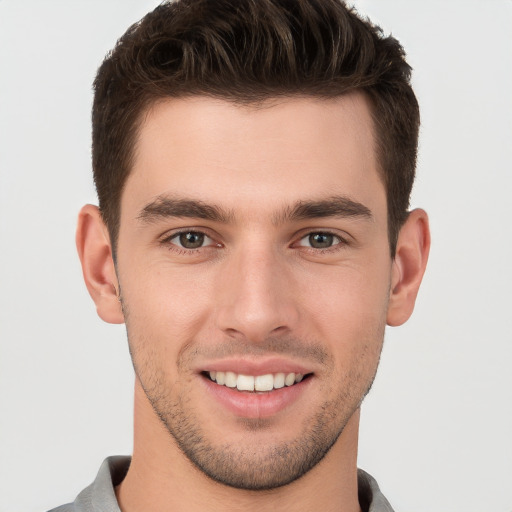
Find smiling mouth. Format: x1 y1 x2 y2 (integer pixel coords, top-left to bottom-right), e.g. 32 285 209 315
204 371 311 392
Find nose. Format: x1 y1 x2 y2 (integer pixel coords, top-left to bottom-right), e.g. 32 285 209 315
215 245 300 343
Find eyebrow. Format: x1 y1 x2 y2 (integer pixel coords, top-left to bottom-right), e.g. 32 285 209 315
137 194 373 225
279 195 373 223
138 196 233 224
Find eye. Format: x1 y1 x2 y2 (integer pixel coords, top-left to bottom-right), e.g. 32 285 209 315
168 231 214 249
297 232 343 249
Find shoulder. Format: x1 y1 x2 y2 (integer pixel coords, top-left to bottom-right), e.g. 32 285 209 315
46 456 131 512
358 468 395 512
47 505 74 512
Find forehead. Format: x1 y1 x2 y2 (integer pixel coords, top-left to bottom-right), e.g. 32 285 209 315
123 94 385 222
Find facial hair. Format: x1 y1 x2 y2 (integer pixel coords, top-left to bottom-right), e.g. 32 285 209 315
125 323 384 491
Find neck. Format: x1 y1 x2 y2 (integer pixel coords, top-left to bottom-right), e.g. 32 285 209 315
116 379 362 512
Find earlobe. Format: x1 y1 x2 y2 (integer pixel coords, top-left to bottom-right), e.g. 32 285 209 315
76 204 125 324
387 208 430 327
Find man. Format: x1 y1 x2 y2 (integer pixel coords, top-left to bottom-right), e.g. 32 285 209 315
51 0 429 510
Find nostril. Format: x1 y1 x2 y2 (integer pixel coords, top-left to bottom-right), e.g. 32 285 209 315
224 327 241 339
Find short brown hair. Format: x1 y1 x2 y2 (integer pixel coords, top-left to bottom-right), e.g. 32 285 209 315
93 0 419 255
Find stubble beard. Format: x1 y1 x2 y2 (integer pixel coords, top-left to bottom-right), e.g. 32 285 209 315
149 383 351 490
130 339 383 491
121 286 385 491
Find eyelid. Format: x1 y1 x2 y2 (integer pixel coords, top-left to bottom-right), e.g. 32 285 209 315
173 232 213 248
158 227 351 251
291 229 353 254
159 228 221 249
297 232 343 246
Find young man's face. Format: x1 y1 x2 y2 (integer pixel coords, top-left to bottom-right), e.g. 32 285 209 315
115 94 393 489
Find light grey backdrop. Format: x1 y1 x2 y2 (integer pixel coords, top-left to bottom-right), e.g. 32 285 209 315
0 1 511 511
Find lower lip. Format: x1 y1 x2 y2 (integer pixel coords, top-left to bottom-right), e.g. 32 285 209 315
201 375 312 419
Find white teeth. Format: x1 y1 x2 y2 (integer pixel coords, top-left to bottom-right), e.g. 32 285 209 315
207 371 307 391
284 373 295 386
255 374 274 392
273 373 285 389
237 374 255 391
225 371 237 388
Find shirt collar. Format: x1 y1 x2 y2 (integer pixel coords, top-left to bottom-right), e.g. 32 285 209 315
72 456 394 512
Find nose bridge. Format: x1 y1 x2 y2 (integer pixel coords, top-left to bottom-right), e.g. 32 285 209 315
216 240 298 342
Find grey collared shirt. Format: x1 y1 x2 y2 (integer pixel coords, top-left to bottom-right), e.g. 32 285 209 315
48 456 394 512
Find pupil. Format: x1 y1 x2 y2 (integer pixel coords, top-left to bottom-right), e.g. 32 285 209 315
180 232 204 248
309 233 333 248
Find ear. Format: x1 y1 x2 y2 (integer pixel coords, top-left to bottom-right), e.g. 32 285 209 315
76 204 125 324
387 208 430 326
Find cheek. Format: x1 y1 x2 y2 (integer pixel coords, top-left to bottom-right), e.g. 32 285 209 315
301 261 390 364
119 263 215 361
304 259 390 322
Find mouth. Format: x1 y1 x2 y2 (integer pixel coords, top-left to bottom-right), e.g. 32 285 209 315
203 370 312 392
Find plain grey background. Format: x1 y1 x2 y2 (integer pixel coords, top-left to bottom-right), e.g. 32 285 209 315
0 1 511 511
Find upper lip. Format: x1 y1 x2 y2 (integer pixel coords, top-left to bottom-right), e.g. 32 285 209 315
194 357 314 376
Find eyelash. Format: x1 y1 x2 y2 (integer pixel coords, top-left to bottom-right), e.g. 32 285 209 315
160 230 219 254
159 230 350 255
295 231 349 254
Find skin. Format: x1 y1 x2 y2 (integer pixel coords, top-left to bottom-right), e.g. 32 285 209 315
77 93 430 512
